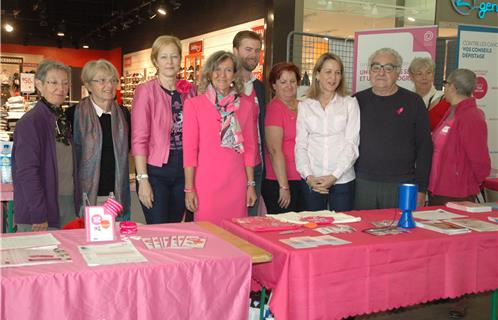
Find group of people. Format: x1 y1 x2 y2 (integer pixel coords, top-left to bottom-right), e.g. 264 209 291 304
12 30 491 232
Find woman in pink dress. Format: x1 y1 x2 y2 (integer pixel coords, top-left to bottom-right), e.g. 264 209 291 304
183 51 258 225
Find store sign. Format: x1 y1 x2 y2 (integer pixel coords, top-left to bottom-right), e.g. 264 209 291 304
1 56 23 65
451 0 498 19
189 41 203 54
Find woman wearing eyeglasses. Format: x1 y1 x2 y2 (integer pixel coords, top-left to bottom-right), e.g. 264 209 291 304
132 35 197 224
13 60 78 231
67 59 131 220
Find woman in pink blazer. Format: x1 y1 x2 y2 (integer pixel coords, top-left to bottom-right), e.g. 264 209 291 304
131 35 196 224
183 51 258 225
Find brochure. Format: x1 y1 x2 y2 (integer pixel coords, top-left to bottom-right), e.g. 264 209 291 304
279 235 350 249
78 241 147 266
363 227 410 236
0 233 60 250
448 219 498 232
315 225 356 234
142 235 207 249
1 246 71 268
415 220 470 235
446 201 492 213
412 209 467 221
268 210 361 225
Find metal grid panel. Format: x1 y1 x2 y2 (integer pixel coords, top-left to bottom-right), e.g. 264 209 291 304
287 31 458 94
287 32 354 91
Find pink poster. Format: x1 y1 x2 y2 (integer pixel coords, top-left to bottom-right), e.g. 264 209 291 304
353 26 438 93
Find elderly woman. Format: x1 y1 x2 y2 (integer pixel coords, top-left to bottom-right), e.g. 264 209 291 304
428 69 490 205
132 35 196 224
183 51 258 225
409 57 450 131
67 59 131 220
262 62 307 214
12 60 77 231
295 53 360 211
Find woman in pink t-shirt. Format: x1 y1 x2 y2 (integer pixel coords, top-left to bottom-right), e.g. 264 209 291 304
262 62 307 214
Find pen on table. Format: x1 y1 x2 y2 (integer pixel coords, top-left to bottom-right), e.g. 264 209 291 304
279 229 304 235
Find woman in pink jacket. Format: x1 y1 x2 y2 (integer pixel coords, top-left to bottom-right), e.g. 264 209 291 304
131 35 196 224
183 51 258 225
428 68 490 206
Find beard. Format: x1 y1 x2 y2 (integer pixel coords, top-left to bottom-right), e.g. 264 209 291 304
240 57 259 72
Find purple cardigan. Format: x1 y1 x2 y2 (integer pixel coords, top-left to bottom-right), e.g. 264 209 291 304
12 101 78 228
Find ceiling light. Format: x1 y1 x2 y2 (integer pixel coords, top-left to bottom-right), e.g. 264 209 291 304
157 1 167 15
82 44 89 49
407 16 416 22
4 23 14 32
56 20 66 37
326 1 333 10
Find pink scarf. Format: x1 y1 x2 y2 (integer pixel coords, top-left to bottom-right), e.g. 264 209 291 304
205 84 245 153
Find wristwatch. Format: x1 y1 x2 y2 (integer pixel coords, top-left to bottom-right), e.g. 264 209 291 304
136 174 149 182
247 180 256 187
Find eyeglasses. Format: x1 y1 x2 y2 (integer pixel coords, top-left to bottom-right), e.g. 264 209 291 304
44 80 70 87
90 78 119 85
370 63 399 73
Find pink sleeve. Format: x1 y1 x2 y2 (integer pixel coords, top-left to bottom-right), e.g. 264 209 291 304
131 84 151 156
243 99 258 167
183 98 199 167
265 100 284 128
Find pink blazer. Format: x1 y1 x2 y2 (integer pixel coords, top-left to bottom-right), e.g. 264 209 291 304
131 78 196 166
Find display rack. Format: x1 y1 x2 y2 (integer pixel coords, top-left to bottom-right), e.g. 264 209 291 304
183 53 202 84
121 72 145 109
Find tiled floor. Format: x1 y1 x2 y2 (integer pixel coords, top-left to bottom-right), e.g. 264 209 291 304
357 292 495 320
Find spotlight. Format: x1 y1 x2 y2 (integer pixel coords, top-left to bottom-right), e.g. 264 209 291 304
157 1 167 15
56 20 66 37
82 44 89 49
407 16 416 22
4 23 14 32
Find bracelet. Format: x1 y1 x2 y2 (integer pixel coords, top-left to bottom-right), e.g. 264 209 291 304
247 180 256 187
279 185 290 190
136 174 149 182
184 188 195 193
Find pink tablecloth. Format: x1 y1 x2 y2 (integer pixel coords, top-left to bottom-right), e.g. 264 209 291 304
1 223 252 320
484 177 498 191
223 207 498 320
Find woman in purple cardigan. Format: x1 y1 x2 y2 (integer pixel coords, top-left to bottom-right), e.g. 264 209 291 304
12 60 78 231
131 35 196 224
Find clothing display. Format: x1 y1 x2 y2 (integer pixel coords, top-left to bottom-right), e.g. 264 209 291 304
183 92 258 225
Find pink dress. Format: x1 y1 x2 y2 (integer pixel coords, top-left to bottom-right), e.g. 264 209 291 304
183 93 258 225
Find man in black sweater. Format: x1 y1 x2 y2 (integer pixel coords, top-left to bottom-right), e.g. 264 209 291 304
354 48 433 209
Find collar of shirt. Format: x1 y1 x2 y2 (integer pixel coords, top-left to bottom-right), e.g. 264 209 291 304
90 97 111 117
244 75 257 96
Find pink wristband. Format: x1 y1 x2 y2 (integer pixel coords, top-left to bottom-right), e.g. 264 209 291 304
184 188 195 193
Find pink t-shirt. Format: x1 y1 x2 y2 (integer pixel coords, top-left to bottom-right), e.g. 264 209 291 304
264 98 301 181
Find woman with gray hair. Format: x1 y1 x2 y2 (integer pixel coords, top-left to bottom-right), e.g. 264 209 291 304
12 60 78 231
67 59 131 220
408 57 450 130
428 68 490 205
183 50 258 225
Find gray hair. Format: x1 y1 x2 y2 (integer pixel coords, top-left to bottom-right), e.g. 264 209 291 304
408 57 434 75
35 60 71 82
368 48 403 73
198 51 244 94
447 68 476 97
81 59 119 84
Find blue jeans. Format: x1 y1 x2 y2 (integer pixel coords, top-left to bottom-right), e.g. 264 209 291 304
137 150 185 224
305 180 355 212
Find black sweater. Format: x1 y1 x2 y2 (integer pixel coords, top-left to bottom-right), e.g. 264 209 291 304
353 87 433 192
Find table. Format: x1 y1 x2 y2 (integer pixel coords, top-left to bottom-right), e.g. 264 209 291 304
1 222 252 320
223 207 498 320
